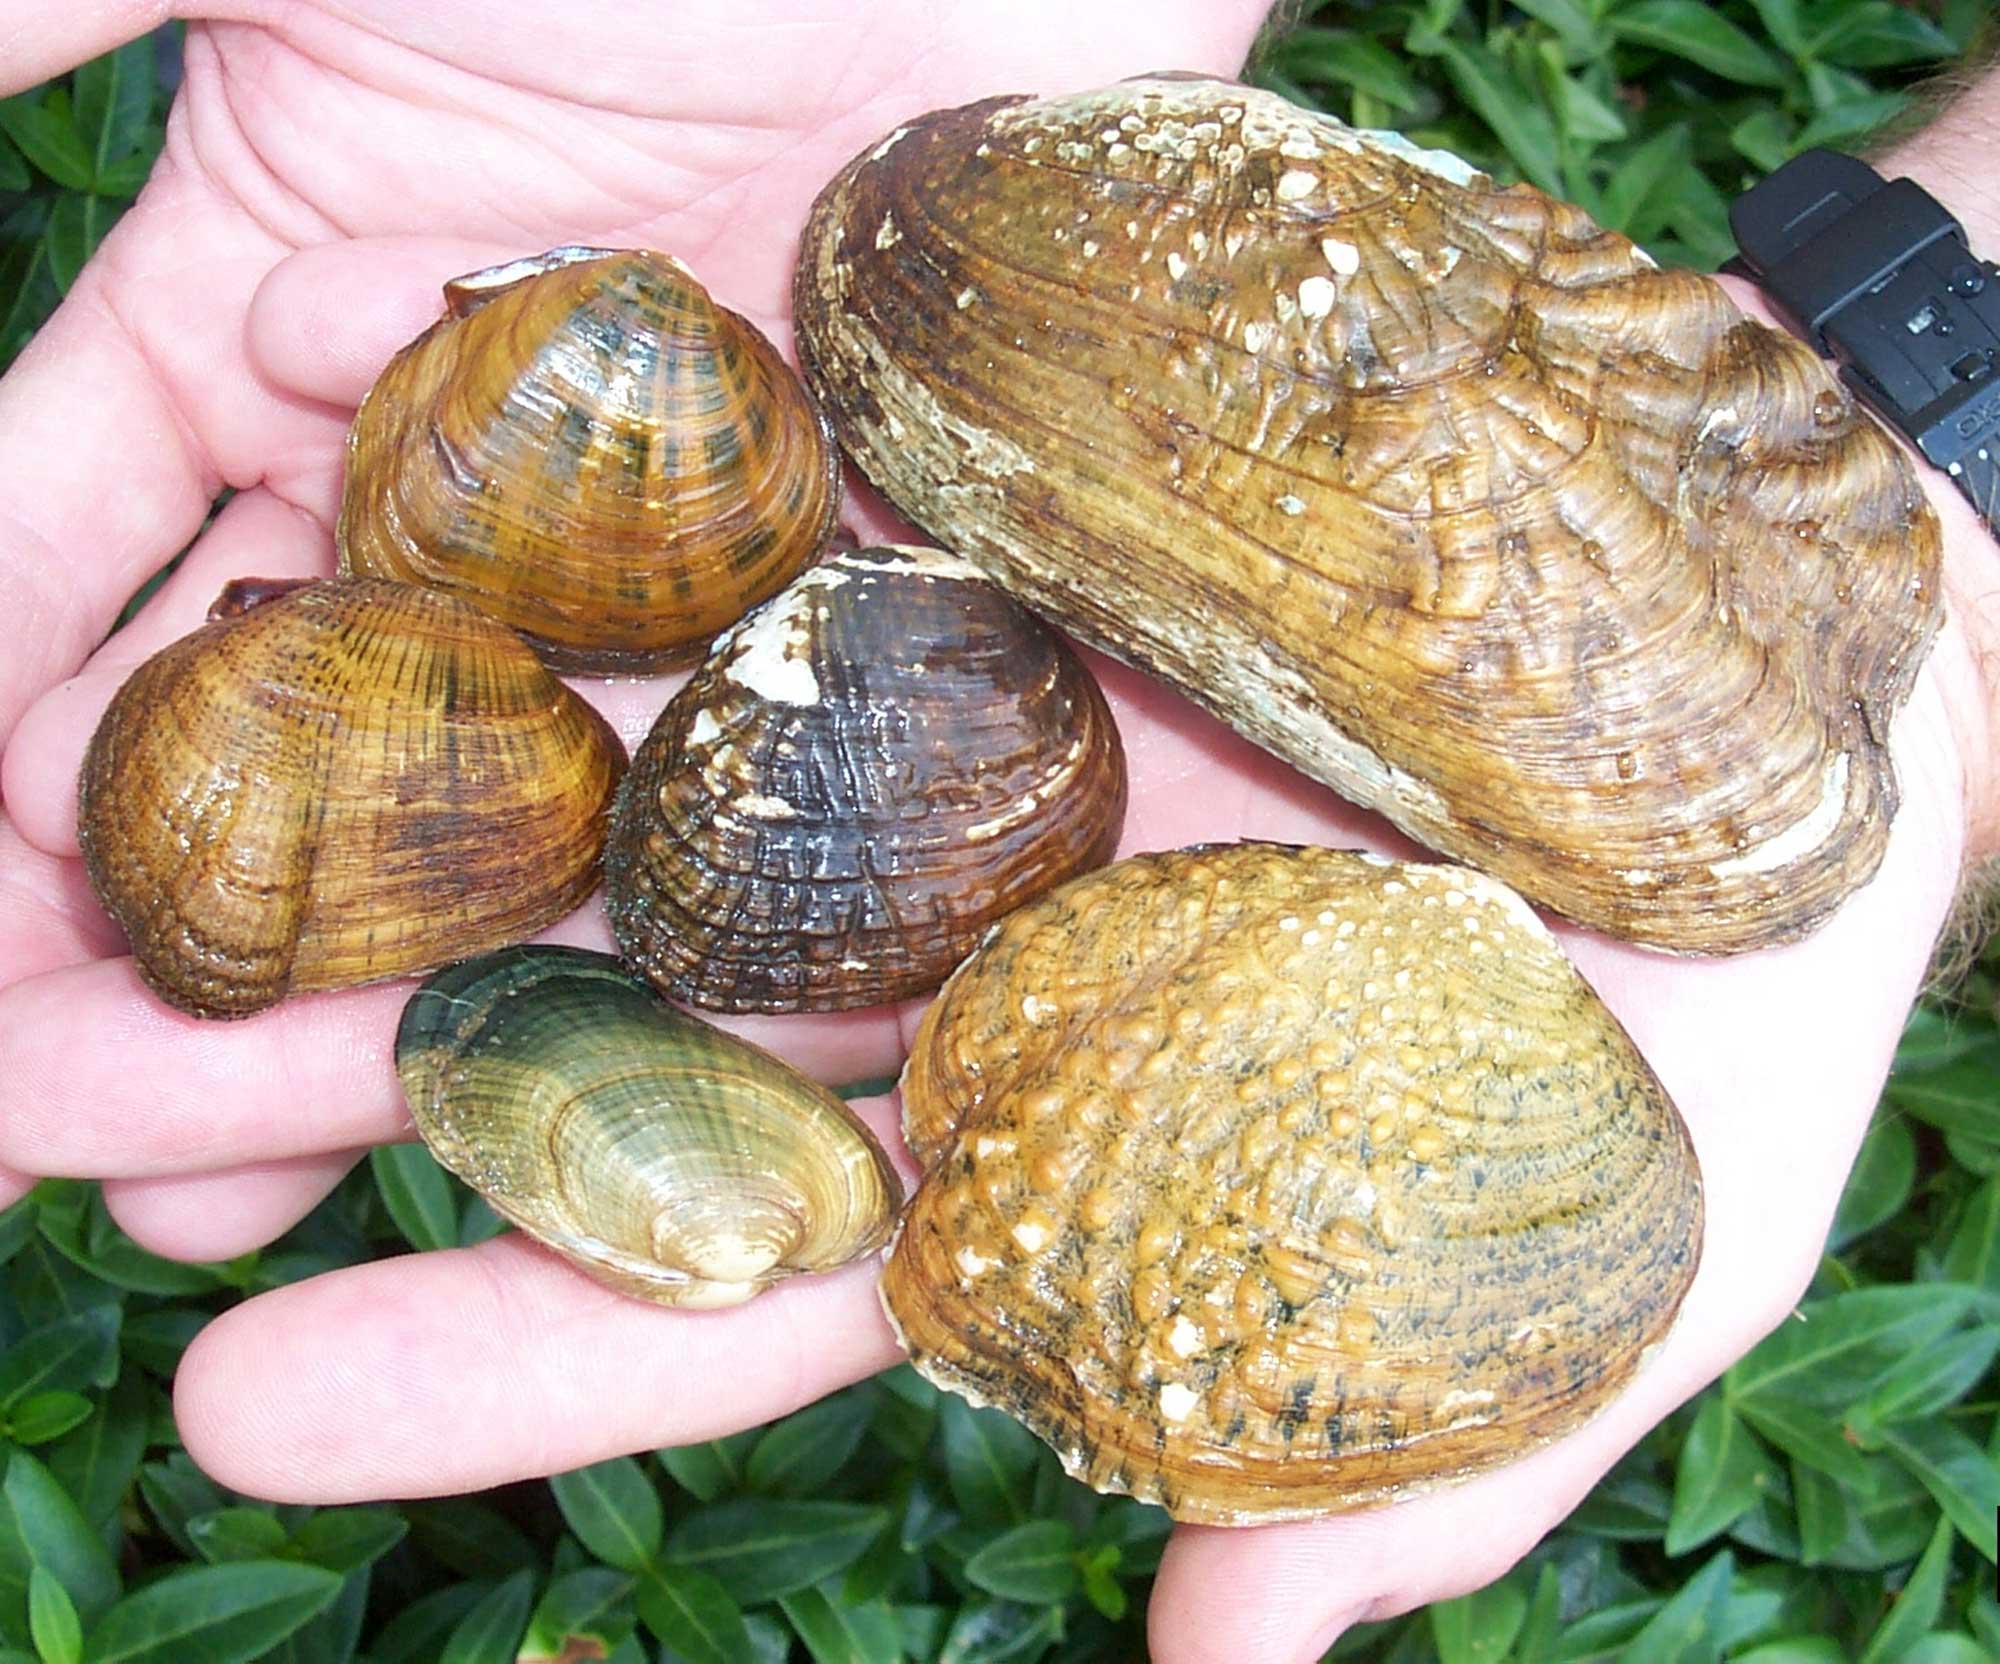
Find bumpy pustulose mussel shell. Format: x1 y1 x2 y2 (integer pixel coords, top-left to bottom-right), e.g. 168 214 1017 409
604 545 1127 1012
884 843 1703 1524
794 78 1941 954
339 246 840 674
77 577 625 1020
398 946 903 1307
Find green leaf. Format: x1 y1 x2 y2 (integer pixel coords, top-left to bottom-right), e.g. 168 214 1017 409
1729 109 1795 174
1857 1514 1954 1664
778 1585 903 1664
1889 1050 2000 1142
1794 91 1911 152
289 1508 408 1577
0 92 95 191
1846 1327 2000 1444
137 1456 227 1559
1619 1547 1733 1663
369 1145 460 1253
1732 1642 1846 1663
0 132 28 192
1429 1568 1529 1661
28 1565 81 1664
1809 4 1958 69
1879 1421 2000 1561
1078 1545 1126 1623
521 1566 632 1661
1734 1393 1870 1488
1728 1285 1977 1407
936 1599 1063 1664
33 1186 226 1298
2 1393 93 1447
368 1584 488 1664
1897 1637 1999 1664
550 1456 662 1574
746 1391 874 1498
1569 1462 1674 1538
657 1434 755 1504
186 1508 291 1565
665 1500 886 1606
0 1307 119 1409
86 1562 341 1663
1944 1174 2000 1293
1429 37 1563 194
1829 1116 1918 1250
1548 69 1627 148
403 1500 537 1577
438 1569 534 1664
0 1452 119 1633
1267 28 1425 114
1611 1 1790 86
1747 0 1808 58
1513 0 1605 58
963 1521 1081 1605
633 1563 746 1664
70 40 154 185
48 1373 148 1531
1667 1399 1776 1555
1790 1454 1934 1570
0 1197 35 1266
939 1397 1040 1527
121 1310 209 1378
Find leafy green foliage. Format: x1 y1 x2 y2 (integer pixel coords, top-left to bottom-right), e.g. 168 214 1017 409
1253 0 1976 268
3 6 1997 1660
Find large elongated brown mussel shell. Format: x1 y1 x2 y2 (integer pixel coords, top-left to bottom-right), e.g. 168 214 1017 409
78 578 625 1019
604 544 1127 1012
795 79 1942 953
884 843 1703 1524
398 946 900 1308
339 246 840 673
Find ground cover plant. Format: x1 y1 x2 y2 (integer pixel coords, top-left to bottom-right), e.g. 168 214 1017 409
1 3 1995 1658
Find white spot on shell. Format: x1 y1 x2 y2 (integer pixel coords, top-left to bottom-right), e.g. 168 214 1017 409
735 792 797 820
1241 321 1270 353
1297 275 1337 319
956 286 978 310
1166 251 1187 280
1321 238 1360 276
724 584 830 707
1158 1382 1199 1423
1276 495 1306 516
870 126 911 162
954 1245 997 1278
1168 1317 1202 1358
874 215 900 250
1277 169 1317 202
688 709 722 746
1012 1218 1053 1253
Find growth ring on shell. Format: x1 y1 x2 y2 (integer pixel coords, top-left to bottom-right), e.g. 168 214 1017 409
340 245 840 673
885 843 1703 1523
794 78 1942 953
397 946 902 1307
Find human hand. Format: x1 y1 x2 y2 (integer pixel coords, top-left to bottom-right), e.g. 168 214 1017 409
3 10 1995 1663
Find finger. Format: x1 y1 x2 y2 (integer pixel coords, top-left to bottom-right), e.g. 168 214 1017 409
175 1229 899 1502
0 4 173 94
102 1151 361 1262
0 814 123 975
0 175 315 747
4 487 335 856
0 1167 31 1211
0 944 909 1181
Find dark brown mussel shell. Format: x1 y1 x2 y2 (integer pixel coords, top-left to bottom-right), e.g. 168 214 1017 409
339 246 840 673
794 78 1942 953
603 545 1127 1012
77 577 625 1019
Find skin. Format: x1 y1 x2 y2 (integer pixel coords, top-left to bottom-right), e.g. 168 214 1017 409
0 5 1996 1657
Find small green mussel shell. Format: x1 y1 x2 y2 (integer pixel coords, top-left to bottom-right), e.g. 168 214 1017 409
396 945 902 1307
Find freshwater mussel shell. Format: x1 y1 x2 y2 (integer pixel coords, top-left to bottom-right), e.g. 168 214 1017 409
884 843 1703 1523
77 577 625 1020
604 544 1127 1013
397 945 902 1308
339 246 840 674
794 78 1941 953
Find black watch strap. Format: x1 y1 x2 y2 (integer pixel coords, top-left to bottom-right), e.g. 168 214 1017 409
1726 147 2000 535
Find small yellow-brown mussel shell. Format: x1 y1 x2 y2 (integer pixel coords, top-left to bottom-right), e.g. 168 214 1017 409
77 578 625 1020
795 79 1941 953
603 545 1127 1013
339 246 840 673
396 946 901 1307
884 843 1702 1524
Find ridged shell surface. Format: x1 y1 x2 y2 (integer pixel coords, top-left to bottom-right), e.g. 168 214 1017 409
340 246 840 673
795 79 1941 953
885 843 1703 1523
604 545 1127 1012
77 578 625 1019
397 946 901 1307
